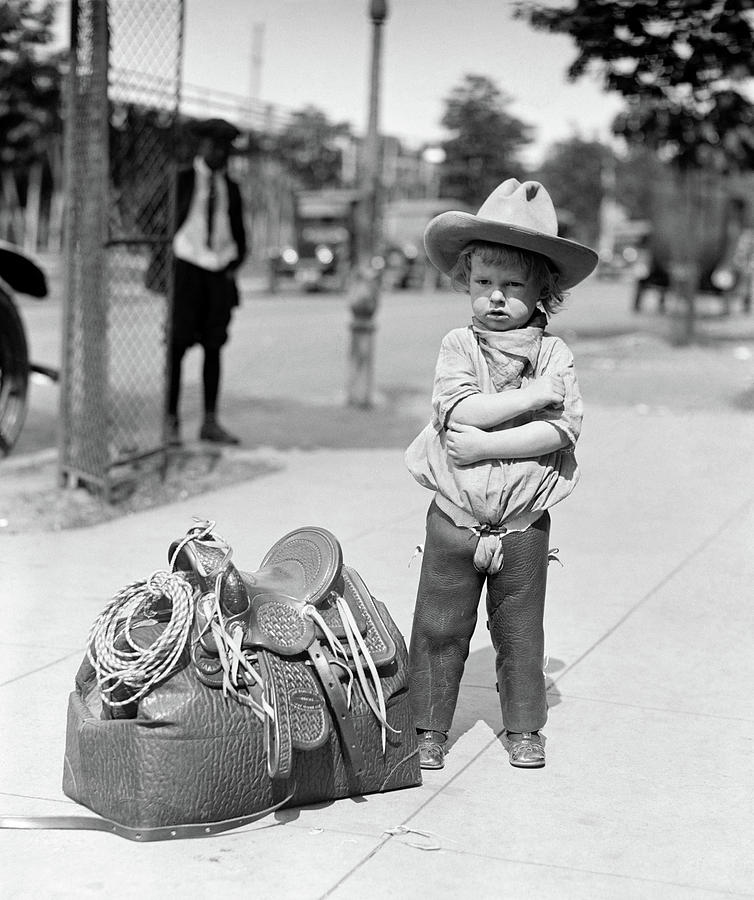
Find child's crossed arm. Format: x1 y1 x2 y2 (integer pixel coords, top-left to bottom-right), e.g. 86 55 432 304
446 375 568 465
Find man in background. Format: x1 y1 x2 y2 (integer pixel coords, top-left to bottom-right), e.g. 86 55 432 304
167 117 247 445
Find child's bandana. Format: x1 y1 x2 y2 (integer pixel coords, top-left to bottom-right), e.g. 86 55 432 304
470 310 547 392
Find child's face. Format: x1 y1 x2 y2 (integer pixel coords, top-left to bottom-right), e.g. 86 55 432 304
468 255 542 331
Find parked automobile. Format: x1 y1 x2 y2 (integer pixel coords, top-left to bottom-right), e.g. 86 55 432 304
597 219 652 280
632 185 754 314
382 197 472 290
0 241 52 455
268 189 360 293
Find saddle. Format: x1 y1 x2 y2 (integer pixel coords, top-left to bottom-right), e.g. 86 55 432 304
59 520 421 839
167 522 398 780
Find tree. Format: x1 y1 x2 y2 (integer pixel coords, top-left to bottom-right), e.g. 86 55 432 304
533 136 668 249
0 0 63 169
613 145 666 221
269 105 353 191
515 0 754 171
516 0 754 341
532 136 611 245
438 74 533 207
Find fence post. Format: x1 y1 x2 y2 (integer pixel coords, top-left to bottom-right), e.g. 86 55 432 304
60 0 184 498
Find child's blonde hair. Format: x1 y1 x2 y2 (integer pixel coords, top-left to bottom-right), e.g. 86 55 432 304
449 241 567 316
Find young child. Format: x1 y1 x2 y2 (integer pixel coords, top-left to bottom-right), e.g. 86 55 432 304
405 178 598 770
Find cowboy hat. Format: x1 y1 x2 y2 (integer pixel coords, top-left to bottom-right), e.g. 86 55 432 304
423 178 598 290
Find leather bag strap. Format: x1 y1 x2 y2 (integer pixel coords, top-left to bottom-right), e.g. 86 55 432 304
308 639 366 776
0 793 292 843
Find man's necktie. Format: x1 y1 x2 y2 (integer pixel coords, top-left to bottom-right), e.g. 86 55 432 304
206 176 216 249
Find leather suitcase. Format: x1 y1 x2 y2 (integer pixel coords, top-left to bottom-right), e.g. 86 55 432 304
62 523 421 838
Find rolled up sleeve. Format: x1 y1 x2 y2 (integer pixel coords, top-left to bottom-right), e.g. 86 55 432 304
534 338 583 447
431 332 481 428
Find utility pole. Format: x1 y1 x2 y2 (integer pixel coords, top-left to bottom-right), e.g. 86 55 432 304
346 0 389 408
249 22 265 101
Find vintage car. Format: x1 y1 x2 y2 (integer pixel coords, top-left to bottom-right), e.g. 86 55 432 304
631 177 754 314
0 241 51 455
382 197 472 289
268 188 360 293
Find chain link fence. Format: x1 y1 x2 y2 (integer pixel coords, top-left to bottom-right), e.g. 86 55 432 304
61 0 184 497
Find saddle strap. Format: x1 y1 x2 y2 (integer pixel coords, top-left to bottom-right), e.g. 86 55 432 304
308 639 366 777
0 793 292 843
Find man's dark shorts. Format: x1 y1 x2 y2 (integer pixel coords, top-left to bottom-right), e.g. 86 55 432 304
172 258 239 350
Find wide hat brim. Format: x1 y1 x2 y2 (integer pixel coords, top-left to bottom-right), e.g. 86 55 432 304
424 211 599 290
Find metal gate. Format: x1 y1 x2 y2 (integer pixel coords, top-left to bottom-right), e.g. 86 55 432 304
61 0 184 497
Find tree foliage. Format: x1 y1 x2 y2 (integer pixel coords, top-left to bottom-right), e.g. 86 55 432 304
613 145 666 221
0 0 63 168
515 0 754 170
268 105 352 190
531 137 610 244
438 74 533 206
530 135 666 244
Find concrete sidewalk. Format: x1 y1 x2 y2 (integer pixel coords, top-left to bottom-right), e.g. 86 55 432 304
2 395 754 897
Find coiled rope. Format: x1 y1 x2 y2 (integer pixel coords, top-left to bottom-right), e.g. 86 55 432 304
87 569 196 707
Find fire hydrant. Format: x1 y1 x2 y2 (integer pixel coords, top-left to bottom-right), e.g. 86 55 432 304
347 262 382 407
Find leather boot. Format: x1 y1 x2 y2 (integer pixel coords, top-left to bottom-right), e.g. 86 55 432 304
200 416 240 445
417 730 447 769
506 731 545 768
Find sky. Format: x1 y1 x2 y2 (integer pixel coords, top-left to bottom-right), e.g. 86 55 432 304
54 0 625 166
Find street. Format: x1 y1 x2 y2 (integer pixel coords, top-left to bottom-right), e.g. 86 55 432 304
12 257 754 460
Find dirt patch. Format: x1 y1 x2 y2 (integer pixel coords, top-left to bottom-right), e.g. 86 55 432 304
0 446 282 535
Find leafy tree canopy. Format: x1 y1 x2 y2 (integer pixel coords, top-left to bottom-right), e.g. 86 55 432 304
532 134 668 244
0 0 63 167
269 105 353 191
438 74 533 206
515 0 754 170
531 136 610 244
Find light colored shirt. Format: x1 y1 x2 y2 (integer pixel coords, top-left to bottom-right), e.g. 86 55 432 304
405 325 583 529
173 156 238 271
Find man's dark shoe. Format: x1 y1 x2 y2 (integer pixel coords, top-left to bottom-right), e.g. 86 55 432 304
417 730 447 769
166 415 182 447
506 731 545 768
199 420 240 445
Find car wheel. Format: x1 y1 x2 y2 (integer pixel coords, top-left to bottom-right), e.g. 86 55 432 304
0 286 30 455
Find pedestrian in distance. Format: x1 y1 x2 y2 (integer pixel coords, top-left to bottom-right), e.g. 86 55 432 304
405 178 598 770
166 117 247 446
713 195 754 315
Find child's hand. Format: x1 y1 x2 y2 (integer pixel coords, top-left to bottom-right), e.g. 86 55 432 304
446 423 489 465
526 374 565 410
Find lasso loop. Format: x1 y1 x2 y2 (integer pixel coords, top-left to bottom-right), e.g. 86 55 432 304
87 570 196 707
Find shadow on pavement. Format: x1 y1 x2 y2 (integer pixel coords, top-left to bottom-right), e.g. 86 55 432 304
220 386 428 452
443 646 565 757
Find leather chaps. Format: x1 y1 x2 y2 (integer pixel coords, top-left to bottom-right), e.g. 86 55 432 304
408 500 550 735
